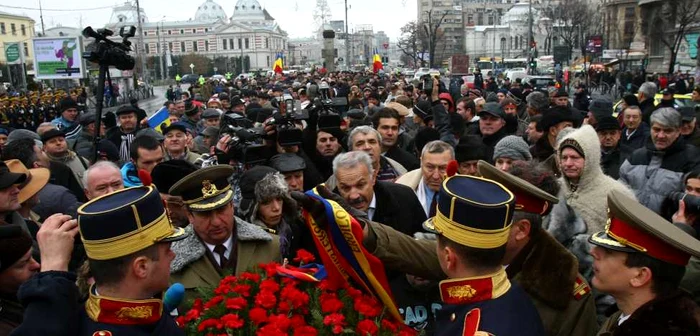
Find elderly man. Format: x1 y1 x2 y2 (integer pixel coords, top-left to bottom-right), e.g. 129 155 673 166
679 106 700 147
348 126 407 182
106 105 148 163
592 190 700 334
41 129 89 189
595 116 625 179
638 82 659 125
82 161 123 200
619 108 700 214
162 122 201 164
169 166 280 305
333 151 426 236
269 153 306 192
530 106 579 162
620 105 650 156
525 91 549 117
396 140 453 217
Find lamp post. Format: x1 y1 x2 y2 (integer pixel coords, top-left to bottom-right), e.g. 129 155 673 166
158 17 166 81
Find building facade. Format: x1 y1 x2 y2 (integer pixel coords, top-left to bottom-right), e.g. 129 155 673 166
417 0 465 66
0 11 35 64
103 0 288 73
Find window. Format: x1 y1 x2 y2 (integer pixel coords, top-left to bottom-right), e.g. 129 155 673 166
180 29 184 34
11 23 16 35
193 41 198 52
245 38 249 49
205 28 208 32
205 40 209 51
144 31 148 36
168 42 173 52
180 41 186 52
488 15 493 25
145 44 150 54
0 23 5 34
265 37 269 48
168 30 172 35
21 24 25 36
192 29 196 34
229 38 234 49
477 13 483 25
238 38 242 49
267 55 270 67
467 14 473 24
223 39 228 50
23 42 28 56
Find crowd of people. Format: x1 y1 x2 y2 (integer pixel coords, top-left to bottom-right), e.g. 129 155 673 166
1 68 700 336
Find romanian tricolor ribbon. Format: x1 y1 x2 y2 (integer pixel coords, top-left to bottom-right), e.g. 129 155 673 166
276 263 327 283
302 188 402 323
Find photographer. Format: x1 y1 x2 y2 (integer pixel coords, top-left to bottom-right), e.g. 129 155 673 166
661 170 700 237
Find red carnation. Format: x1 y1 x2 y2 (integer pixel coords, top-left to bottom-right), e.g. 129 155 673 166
267 314 292 332
249 307 268 325
320 293 344 313
260 279 281 293
288 314 307 328
239 272 261 283
354 300 382 318
293 326 318 336
191 298 203 311
232 284 252 297
281 286 310 310
221 313 244 329
204 295 224 309
323 313 346 329
277 300 292 314
225 297 247 310
254 290 277 309
197 318 222 332
380 319 398 332
293 249 316 264
357 319 379 336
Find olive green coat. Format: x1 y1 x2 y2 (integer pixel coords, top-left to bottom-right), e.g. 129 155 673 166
680 256 700 306
169 217 280 308
364 221 598 336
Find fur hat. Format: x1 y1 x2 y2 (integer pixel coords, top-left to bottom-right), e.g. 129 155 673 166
0 227 33 273
254 172 289 203
493 135 533 161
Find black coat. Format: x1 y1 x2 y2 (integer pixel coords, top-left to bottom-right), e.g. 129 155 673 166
390 275 441 335
371 181 427 236
620 123 650 158
601 146 625 179
481 128 508 164
384 146 420 171
49 161 87 202
640 98 657 125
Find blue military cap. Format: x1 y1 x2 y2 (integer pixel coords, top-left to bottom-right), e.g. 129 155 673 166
424 175 516 249
78 186 187 260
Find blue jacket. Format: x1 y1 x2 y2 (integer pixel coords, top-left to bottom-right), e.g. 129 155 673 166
51 117 82 139
120 162 143 187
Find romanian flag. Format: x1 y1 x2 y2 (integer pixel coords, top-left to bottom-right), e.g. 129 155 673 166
273 52 283 74
372 48 383 73
148 106 170 134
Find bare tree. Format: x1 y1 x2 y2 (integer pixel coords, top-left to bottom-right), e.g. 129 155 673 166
644 0 700 74
313 0 332 35
397 21 428 68
420 9 449 69
541 0 601 60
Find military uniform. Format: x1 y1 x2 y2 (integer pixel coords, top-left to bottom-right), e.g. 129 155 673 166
77 186 188 336
420 174 545 336
589 190 700 336
168 166 280 308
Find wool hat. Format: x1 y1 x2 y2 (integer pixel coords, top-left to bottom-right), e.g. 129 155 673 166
7 129 40 144
41 128 66 143
414 127 441 154
595 116 621 132
97 139 120 162
59 97 78 112
622 94 639 107
455 135 489 163
539 106 580 132
559 138 585 158
151 160 197 194
493 135 533 161
0 226 33 273
589 98 614 119
412 100 433 122
239 166 278 214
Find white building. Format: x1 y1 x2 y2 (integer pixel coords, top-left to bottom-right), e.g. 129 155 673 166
104 0 288 72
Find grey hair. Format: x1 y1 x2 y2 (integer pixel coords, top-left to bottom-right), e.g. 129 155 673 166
650 107 682 129
525 92 549 111
332 151 374 177
639 82 657 99
623 105 642 115
420 140 455 159
348 125 382 150
82 160 121 187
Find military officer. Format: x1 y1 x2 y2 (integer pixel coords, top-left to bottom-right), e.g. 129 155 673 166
78 185 188 335
350 160 597 336
591 190 700 335
168 165 280 307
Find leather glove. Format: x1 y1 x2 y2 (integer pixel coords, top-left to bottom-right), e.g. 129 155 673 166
291 185 369 229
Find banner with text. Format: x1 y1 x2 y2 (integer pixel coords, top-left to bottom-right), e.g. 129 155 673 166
32 37 85 79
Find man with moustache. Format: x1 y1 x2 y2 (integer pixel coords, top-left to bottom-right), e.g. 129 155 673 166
333 151 426 236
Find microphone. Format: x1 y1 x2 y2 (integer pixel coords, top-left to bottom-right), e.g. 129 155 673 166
163 283 185 313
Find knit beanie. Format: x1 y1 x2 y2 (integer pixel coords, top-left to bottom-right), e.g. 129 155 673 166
559 138 586 158
493 135 533 161
0 227 33 273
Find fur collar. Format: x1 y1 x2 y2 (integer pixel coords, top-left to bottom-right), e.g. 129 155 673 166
170 216 272 273
507 231 578 309
610 292 700 336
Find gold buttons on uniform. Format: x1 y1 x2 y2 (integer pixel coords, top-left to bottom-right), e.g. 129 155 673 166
450 313 456 321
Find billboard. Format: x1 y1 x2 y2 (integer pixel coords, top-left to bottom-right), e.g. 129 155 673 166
32 37 85 79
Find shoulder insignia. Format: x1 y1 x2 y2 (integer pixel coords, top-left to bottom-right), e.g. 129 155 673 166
573 275 591 300
93 331 112 336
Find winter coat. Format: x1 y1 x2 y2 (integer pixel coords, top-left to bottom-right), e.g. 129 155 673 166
369 181 427 236
681 256 700 307
558 125 636 234
70 130 96 163
531 136 556 162
33 183 80 222
640 98 658 126
164 149 201 165
47 151 89 189
120 162 143 187
384 145 420 171
597 291 700 336
620 123 650 157
0 294 23 334
48 161 87 202
601 146 624 179
169 219 280 310
618 137 700 214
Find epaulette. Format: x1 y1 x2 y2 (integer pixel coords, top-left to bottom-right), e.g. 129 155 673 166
573 274 591 300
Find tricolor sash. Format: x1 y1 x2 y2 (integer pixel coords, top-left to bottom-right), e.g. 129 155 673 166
302 188 402 323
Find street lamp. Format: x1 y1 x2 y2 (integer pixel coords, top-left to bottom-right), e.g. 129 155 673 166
158 16 166 81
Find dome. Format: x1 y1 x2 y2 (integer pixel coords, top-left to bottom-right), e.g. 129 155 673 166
232 0 265 21
502 2 539 25
108 2 148 25
195 0 227 21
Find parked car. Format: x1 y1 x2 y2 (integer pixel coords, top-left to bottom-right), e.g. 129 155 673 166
180 74 199 84
522 76 556 91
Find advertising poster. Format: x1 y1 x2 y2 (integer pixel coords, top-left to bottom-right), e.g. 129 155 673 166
32 37 84 79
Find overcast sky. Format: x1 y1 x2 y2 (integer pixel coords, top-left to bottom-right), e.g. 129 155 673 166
2 0 417 40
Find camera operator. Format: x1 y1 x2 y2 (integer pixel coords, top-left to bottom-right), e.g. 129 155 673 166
660 170 700 237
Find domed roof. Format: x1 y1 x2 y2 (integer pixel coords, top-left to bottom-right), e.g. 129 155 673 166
108 2 148 25
195 0 227 21
232 0 265 21
503 2 539 25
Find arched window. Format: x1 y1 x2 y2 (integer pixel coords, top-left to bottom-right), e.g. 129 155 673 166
500 37 506 52
552 36 558 46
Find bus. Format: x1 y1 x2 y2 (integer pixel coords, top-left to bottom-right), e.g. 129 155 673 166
503 58 527 69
